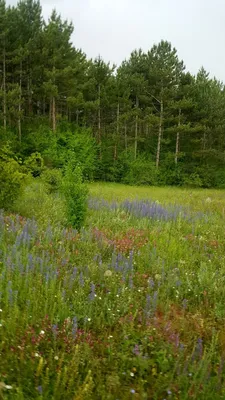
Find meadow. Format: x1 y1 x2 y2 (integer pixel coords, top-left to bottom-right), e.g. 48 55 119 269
0 182 225 399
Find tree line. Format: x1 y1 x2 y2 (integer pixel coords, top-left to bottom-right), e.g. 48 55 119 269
1 0 225 187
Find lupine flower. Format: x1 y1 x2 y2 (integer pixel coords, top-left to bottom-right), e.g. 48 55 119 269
132 344 140 356
37 385 43 394
89 283 96 301
72 317 77 338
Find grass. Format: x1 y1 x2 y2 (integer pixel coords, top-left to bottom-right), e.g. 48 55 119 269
0 182 225 399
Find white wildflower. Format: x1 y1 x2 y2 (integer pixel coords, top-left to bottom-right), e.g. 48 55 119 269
5 385 12 390
104 270 112 277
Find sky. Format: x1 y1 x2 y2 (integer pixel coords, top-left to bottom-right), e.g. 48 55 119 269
7 0 225 81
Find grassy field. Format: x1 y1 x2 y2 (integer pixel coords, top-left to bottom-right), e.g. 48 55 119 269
1 183 225 399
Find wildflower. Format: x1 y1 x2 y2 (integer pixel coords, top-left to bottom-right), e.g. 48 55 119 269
148 278 155 288
0 309 2 312
0 324 2 327
108 335 113 339
54 356 59 360
5 385 12 390
182 299 188 309
89 283 96 301
132 344 140 356
104 270 112 277
35 353 40 357
40 330 45 335
167 389 172 395
130 389 135 394
37 385 43 394
72 317 77 338
87 318 91 322
130 372 134 377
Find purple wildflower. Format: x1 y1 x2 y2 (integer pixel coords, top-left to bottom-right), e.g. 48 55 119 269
89 283 96 301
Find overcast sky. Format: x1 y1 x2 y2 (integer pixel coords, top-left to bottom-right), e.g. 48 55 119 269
7 0 225 81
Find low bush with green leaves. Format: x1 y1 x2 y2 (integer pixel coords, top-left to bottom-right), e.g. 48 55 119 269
61 164 89 230
23 152 45 177
14 180 66 228
41 168 63 193
122 156 159 186
0 144 26 211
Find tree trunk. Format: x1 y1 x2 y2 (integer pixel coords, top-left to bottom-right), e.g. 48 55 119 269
175 108 181 164
98 84 101 159
43 98 46 115
156 99 163 168
76 109 79 125
3 47 6 131
52 96 56 131
203 127 206 151
27 73 32 114
124 122 127 153
134 96 139 159
146 124 149 137
49 98 52 124
18 61 22 143
114 102 120 161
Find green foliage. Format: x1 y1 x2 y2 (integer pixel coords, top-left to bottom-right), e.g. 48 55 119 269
43 128 97 180
122 156 159 186
41 168 63 193
0 145 26 210
15 180 66 227
61 164 89 230
1 0 225 188
183 172 203 188
23 152 44 177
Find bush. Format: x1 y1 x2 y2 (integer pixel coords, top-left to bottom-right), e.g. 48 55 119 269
122 156 159 186
0 145 26 210
24 152 44 177
183 172 203 188
43 128 97 180
41 168 62 193
15 180 66 227
61 164 88 230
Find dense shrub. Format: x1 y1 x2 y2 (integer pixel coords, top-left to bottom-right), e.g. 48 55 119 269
61 164 88 230
43 128 97 180
15 180 66 227
183 172 203 188
0 145 26 210
122 156 159 186
24 152 44 177
41 168 63 193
